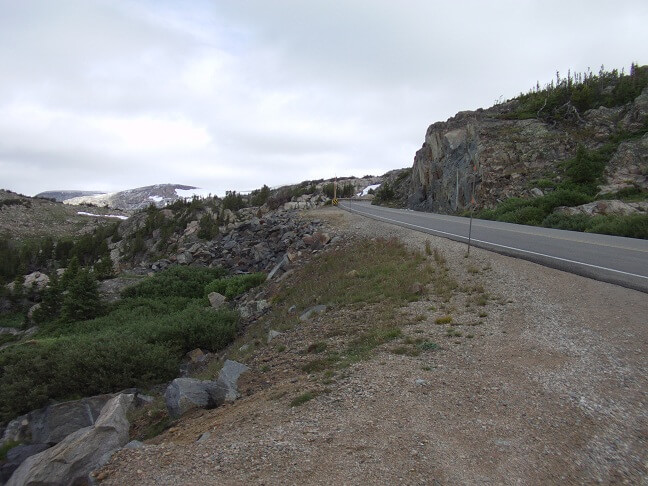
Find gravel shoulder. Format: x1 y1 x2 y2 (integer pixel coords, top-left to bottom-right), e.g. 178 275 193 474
97 206 648 485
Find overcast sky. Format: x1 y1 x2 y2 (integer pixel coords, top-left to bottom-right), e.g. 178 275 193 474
1 0 646 196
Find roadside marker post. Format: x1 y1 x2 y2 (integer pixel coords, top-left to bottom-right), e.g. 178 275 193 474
333 176 338 206
467 164 477 256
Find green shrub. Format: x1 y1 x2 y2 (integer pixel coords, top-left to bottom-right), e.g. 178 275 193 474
122 266 226 299
0 300 239 422
541 213 592 232
532 189 591 214
565 145 606 184
542 213 648 239
498 206 546 225
372 183 396 205
204 273 266 299
0 266 242 423
586 214 648 239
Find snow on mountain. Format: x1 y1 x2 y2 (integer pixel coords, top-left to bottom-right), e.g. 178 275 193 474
77 211 129 220
62 184 200 212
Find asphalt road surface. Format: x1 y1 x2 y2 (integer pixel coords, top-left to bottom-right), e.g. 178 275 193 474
340 200 648 293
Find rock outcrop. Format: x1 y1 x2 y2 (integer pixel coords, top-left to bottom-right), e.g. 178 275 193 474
6 394 134 486
408 88 648 213
0 394 118 449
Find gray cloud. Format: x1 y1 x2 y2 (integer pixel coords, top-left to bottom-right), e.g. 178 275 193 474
1 0 646 196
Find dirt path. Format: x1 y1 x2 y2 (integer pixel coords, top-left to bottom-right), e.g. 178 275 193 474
97 207 648 485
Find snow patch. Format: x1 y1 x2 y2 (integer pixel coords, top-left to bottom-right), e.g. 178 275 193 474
77 211 128 220
359 184 381 196
148 195 164 203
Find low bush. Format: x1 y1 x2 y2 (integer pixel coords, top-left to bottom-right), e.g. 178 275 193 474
498 206 546 225
122 266 226 299
204 273 266 299
542 213 648 238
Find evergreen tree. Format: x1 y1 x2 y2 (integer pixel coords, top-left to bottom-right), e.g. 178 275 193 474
60 269 101 323
93 253 115 280
60 256 80 289
10 274 25 305
250 185 270 207
32 272 62 324
198 214 219 240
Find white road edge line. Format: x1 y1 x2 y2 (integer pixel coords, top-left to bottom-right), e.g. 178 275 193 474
343 202 648 281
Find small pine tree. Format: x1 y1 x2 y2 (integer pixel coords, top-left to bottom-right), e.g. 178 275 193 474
250 185 271 207
198 214 219 240
10 274 25 304
93 254 115 281
60 269 101 323
32 272 62 324
60 256 80 289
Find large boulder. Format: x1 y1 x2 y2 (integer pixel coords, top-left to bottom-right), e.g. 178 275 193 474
217 360 249 402
6 394 134 486
164 378 227 418
24 272 50 292
28 394 114 445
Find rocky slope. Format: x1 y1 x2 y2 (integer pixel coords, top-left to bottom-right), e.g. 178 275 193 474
408 87 648 213
94 207 648 485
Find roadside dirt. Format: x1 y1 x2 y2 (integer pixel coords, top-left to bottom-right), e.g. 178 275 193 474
97 206 648 485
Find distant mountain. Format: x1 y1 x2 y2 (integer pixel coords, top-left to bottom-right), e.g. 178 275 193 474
0 189 128 239
62 184 203 212
35 190 106 202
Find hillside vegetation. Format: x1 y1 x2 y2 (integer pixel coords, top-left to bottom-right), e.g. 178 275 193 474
0 266 268 422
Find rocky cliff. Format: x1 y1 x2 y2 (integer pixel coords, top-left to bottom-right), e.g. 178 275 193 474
408 87 648 213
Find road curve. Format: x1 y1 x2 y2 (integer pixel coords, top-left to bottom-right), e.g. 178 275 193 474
340 200 648 293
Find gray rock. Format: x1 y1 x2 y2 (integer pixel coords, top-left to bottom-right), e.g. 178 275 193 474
267 330 282 343
6 394 134 486
208 292 227 309
164 378 227 418
238 300 270 319
197 432 211 443
23 272 50 292
267 254 289 280
530 187 544 197
299 305 328 322
555 199 648 217
124 440 144 449
217 360 249 402
175 251 193 265
28 394 114 445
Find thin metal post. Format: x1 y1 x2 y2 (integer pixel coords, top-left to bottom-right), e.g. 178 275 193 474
467 168 476 256
455 169 459 210
467 211 473 256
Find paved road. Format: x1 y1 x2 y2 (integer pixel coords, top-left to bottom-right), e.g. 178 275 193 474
340 200 648 293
